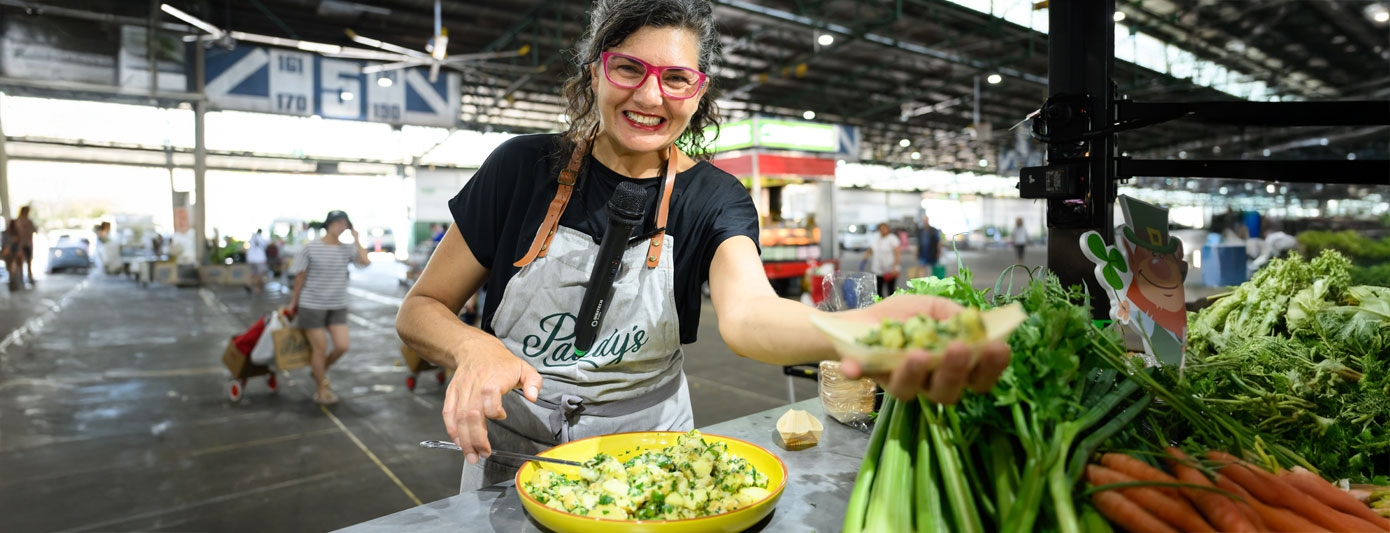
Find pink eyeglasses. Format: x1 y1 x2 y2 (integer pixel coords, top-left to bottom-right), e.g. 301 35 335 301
600 52 707 100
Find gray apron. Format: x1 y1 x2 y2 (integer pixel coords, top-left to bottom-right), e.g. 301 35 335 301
461 144 692 491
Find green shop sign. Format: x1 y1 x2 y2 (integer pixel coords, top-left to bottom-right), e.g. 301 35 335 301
705 118 841 153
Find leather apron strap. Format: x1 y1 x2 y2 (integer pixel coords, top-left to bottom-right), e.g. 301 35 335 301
513 139 587 268
516 140 683 270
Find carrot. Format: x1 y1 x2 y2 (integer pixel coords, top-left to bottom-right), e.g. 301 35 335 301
1164 447 1258 532
1101 453 1186 502
1208 451 1386 533
1092 489 1180 533
1209 473 1268 531
1087 464 1215 532
1215 473 1330 533
1281 466 1390 530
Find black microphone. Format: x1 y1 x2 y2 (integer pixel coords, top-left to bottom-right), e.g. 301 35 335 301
573 182 649 356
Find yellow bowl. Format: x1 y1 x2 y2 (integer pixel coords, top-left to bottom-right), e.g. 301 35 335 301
515 431 787 533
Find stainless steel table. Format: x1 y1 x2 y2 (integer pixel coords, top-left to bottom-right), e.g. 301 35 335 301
337 398 870 532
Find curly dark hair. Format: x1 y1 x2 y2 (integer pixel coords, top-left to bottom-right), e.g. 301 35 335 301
559 0 722 160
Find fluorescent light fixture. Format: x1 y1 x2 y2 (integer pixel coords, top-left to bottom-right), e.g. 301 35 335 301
376 76 393 87
160 4 224 37
899 138 911 147
986 73 1002 84
1369 3 1390 23
817 34 834 46
297 41 344 55
803 110 816 120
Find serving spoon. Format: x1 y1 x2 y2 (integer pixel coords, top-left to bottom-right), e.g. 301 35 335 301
419 440 585 467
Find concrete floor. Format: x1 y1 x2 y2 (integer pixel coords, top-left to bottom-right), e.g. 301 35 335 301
0 245 1149 531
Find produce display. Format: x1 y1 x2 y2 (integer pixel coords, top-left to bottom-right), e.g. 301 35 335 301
841 264 1387 533
1087 450 1390 532
524 430 771 520
1186 250 1389 482
1296 230 1390 287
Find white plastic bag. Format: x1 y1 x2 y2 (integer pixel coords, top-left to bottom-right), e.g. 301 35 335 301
249 310 288 365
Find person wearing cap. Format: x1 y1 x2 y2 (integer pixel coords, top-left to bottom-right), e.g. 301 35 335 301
288 210 370 405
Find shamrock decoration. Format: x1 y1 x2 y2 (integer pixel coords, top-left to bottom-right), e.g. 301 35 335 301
1086 232 1128 291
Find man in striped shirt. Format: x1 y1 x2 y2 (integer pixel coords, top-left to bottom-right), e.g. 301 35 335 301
289 210 370 405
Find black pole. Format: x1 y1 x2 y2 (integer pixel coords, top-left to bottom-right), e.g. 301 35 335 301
1045 0 1116 318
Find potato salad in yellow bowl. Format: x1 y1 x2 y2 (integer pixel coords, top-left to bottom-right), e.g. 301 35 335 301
516 430 786 532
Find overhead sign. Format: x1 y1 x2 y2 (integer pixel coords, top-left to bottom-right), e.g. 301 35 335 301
710 119 755 152
201 44 460 127
1 17 117 85
707 117 859 158
758 119 837 152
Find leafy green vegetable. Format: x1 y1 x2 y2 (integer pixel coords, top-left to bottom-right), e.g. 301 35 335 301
1297 230 1390 265
1185 249 1389 482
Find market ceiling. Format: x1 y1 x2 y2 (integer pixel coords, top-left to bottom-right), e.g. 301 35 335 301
9 0 1390 173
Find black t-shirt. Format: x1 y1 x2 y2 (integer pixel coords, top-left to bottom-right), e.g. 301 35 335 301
449 134 759 345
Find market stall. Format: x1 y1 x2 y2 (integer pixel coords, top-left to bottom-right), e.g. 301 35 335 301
708 117 856 297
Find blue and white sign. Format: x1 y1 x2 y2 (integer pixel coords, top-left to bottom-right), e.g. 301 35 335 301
200 44 460 127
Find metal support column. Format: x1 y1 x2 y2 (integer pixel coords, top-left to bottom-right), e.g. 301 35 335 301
0 102 9 221
750 116 763 227
194 42 207 265
147 0 159 95
1045 0 1116 318
817 180 837 260
973 75 981 127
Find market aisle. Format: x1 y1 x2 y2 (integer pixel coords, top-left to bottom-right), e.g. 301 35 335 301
0 272 460 532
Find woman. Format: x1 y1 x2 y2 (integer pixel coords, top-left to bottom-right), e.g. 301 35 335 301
865 222 902 297
396 0 1011 490
288 210 370 405
13 206 36 287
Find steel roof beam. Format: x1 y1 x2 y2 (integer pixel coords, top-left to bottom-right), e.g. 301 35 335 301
714 0 1047 85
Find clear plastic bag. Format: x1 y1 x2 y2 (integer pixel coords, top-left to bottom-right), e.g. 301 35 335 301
817 271 877 312
819 360 877 430
817 271 879 430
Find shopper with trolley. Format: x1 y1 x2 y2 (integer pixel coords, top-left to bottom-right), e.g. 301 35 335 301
288 210 370 405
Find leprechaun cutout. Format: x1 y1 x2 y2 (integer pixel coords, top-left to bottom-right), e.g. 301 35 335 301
1080 195 1188 369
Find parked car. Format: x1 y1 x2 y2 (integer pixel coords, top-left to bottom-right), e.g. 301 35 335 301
838 223 873 251
47 230 93 273
362 226 397 254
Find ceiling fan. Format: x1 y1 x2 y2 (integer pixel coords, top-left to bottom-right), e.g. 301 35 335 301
159 3 398 62
346 0 530 82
